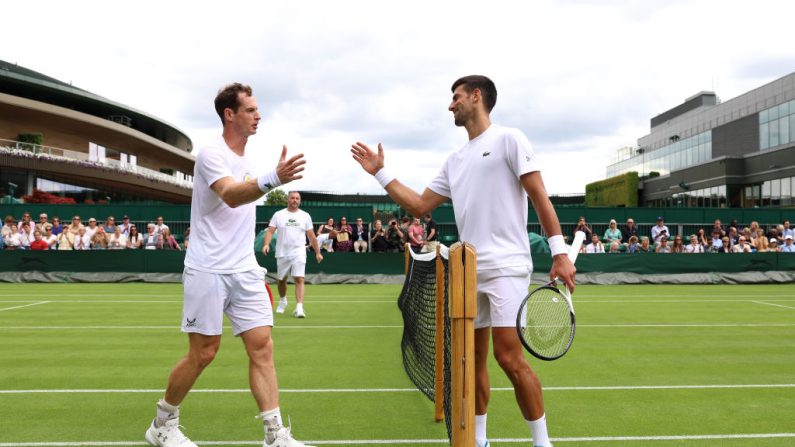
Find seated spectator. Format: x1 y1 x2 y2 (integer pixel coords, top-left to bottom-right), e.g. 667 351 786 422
161 228 182 251
91 227 109 250
671 235 685 253
655 236 671 253
584 233 605 253
717 236 732 253
352 217 368 253
19 222 33 250
782 220 793 240
4 224 22 250
386 218 404 252
709 228 724 252
108 226 127 250
67 216 84 235
334 217 354 252
43 224 58 249
85 217 99 240
35 213 49 234
50 217 63 236
767 238 781 252
625 235 640 253
103 216 117 234
17 212 33 236
370 220 390 253
408 217 425 254
56 228 75 250
620 218 639 244
574 216 593 242
2 215 15 238
753 229 768 252
782 235 795 253
711 219 726 237
727 226 739 247
651 216 669 246
183 227 190 250
603 219 622 252
119 215 132 237
638 236 651 253
686 234 705 253
143 223 162 250
696 228 710 248
30 230 49 250
423 214 439 253
316 217 336 252
127 225 142 249
154 216 169 236
733 236 753 253
73 227 91 250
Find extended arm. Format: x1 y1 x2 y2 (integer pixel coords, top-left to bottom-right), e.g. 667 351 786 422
262 227 276 255
521 171 576 291
307 230 323 263
351 142 447 216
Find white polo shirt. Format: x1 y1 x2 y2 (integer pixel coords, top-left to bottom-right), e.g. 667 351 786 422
184 138 261 274
269 208 313 259
427 125 539 271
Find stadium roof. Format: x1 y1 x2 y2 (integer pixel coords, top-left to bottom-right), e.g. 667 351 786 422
0 59 192 152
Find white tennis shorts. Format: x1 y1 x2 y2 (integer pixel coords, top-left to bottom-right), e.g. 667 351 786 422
474 265 532 329
276 255 306 279
182 266 272 336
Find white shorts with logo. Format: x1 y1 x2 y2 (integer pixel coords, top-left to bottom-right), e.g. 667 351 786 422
182 266 272 336
474 265 532 329
276 255 306 279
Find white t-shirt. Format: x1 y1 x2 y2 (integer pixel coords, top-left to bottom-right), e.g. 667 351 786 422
427 125 539 271
184 137 262 273
269 208 313 259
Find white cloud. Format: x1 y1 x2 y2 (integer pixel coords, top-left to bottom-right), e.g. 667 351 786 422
4 0 795 198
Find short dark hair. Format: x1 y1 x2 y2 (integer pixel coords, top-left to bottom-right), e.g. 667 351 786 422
451 75 497 113
215 83 253 125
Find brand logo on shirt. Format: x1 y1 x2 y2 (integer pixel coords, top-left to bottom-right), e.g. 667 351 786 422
243 172 253 182
482 151 491 157
526 155 531 162
286 218 301 227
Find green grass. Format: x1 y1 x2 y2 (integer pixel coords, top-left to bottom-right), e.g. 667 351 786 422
1 283 794 446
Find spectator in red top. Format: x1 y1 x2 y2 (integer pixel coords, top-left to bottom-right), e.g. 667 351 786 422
30 230 49 250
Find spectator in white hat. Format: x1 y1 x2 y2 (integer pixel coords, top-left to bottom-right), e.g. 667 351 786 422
781 235 795 253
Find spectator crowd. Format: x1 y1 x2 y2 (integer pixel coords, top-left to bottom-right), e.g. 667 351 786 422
310 213 439 254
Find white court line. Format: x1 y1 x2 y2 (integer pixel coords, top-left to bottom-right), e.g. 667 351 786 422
752 300 795 310
1 433 794 446
0 300 394 304
3 383 794 394
0 301 50 313
1 323 793 330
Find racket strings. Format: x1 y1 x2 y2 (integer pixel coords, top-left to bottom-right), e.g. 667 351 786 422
521 286 573 358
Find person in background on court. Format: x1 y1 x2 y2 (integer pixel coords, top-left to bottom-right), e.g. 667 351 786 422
3 224 21 250
781 234 795 253
386 218 404 252
638 236 652 253
35 213 49 234
145 83 310 447
625 235 640 253
74 227 91 250
422 213 438 253
352 217 368 253
91 227 109 250
334 216 353 252
50 216 63 236
56 225 74 250
119 215 132 237
315 217 335 252
574 215 592 242
584 233 605 253
766 238 781 252
408 216 424 253
620 217 638 247
717 236 732 253
656 235 672 253
733 235 752 253
85 217 99 241
651 216 668 246
671 235 685 253
351 75 575 447
108 226 127 250
263 191 323 318
782 220 793 240
686 234 705 253
104 216 117 234
43 224 58 250
30 230 49 250
143 223 162 250
602 219 621 252
370 219 390 252
709 228 724 252
127 225 142 249
154 216 170 237
161 228 182 251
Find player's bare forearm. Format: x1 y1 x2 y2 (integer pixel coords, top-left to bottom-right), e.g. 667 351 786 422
211 177 265 208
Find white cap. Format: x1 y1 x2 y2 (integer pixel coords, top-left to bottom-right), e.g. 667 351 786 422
769 238 778 243
786 235 793 240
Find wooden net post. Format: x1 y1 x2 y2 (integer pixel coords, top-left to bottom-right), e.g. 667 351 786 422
448 242 476 447
434 243 445 422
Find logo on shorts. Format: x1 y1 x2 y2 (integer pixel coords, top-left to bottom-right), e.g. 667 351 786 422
185 317 197 328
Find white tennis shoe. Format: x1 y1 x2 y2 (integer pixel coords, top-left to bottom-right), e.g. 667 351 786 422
293 309 306 318
145 418 197 447
264 425 315 447
275 298 288 314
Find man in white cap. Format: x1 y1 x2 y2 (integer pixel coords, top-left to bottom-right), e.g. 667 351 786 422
781 235 795 253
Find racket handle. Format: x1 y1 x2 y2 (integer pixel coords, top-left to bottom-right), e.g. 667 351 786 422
568 231 586 264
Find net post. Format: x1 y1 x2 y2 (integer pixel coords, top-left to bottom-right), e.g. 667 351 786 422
404 243 410 275
448 242 476 447
434 243 444 422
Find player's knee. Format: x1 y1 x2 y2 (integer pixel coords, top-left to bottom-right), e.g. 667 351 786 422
493 349 526 377
191 346 219 369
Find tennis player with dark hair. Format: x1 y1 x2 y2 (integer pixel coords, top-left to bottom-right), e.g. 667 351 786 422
351 74 576 447
145 83 313 447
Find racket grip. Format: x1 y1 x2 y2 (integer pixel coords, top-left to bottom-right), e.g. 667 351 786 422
569 231 586 264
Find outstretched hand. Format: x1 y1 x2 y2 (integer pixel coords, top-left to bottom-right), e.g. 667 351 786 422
276 145 306 184
351 142 384 176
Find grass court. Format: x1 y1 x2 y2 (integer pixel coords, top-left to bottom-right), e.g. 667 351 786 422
0 282 794 446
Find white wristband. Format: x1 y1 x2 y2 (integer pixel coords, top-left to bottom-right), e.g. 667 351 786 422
548 234 567 257
257 170 282 193
374 168 395 189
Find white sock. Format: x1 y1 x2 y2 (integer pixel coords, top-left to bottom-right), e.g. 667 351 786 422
155 399 179 427
279 296 287 302
260 407 283 443
475 414 487 446
526 413 551 447
296 302 304 312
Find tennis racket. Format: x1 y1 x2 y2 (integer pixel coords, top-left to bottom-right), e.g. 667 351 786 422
516 231 585 361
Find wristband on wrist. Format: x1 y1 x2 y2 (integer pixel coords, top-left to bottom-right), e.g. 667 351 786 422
548 234 567 257
374 168 395 189
257 170 282 193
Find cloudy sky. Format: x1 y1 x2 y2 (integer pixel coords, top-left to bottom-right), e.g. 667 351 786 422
4 0 795 197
